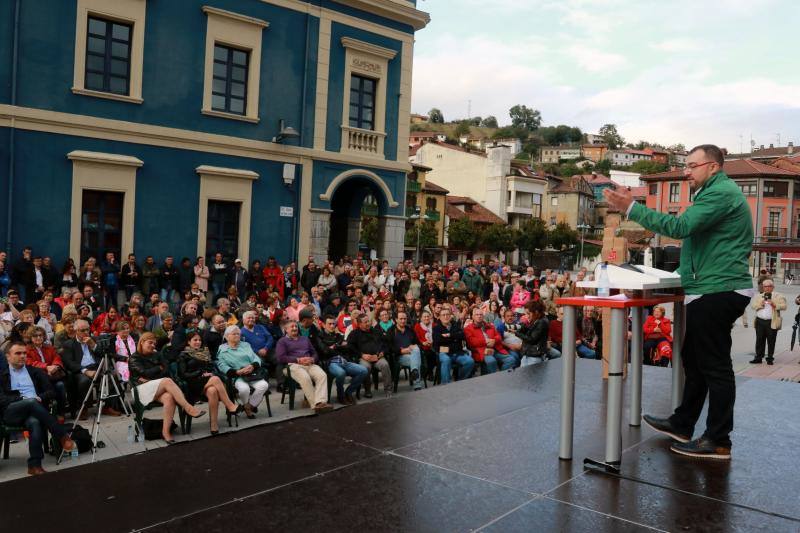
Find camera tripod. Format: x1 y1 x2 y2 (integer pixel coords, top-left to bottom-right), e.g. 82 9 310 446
57 350 143 464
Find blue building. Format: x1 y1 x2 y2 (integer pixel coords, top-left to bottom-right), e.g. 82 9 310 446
0 0 429 268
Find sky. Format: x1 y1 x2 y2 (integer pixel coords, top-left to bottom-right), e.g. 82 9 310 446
410 0 800 152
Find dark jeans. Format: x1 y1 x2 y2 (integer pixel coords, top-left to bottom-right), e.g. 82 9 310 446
67 372 93 416
3 399 66 467
754 317 776 361
104 284 118 309
669 291 750 447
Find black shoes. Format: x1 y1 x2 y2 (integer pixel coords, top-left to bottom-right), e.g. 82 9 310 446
410 368 420 383
766 359 774 366
670 437 731 460
749 357 762 364
643 414 691 443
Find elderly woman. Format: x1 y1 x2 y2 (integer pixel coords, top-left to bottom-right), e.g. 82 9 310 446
129 332 205 443
35 301 56 344
216 325 269 419
317 266 338 292
643 305 672 366
179 331 240 434
25 325 67 415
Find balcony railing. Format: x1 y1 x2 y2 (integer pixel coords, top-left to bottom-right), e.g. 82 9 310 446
362 204 379 216
762 227 787 238
341 125 386 157
405 206 417 217
425 209 440 221
407 179 421 193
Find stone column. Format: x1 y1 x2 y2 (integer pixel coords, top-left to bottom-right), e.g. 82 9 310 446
378 215 406 265
346 217 361 257
309 209 331 264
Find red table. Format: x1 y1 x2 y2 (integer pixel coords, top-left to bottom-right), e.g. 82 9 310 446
554 293 685 470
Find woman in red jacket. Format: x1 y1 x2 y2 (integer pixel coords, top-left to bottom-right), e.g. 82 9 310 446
643 305 672 366
25 325 67 415
262 257 284 302
91 306 120 336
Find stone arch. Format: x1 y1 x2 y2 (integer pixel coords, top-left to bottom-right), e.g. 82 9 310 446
319 168 399 208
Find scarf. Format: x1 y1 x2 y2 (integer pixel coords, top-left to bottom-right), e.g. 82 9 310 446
379 320 394 332
115 335 136 358
419 322 432 344
185 346 211 363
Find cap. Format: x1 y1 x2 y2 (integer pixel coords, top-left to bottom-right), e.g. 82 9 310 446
298 307 315 320
235 258 242 264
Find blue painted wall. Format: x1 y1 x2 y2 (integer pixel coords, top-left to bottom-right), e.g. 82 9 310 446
0 127 9 246
13 0 318 147
320 0 414 34
0 0 14 105
4 129 296 264
325 22 402 161
311 160 405 217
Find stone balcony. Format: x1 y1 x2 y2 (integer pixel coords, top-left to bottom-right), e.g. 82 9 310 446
341 125 386 158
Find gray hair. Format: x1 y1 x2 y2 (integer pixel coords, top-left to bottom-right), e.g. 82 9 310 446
75 319 90 330
242 310 257 320
223 325 240 339
217 298 230 306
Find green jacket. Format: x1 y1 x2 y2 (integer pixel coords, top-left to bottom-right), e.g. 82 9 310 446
462 270 483 295
628 171 753 294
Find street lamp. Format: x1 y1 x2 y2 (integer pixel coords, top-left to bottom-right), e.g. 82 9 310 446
408 205 430 264
576 223 591 268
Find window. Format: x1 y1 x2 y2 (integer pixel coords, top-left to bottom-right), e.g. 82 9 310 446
648 184 657 195
73 0 145 103
669 183 680 203
80 190 124 264
738 183 757 196
349 74 377 130
212 44 249 115
201 6 267 123
763 181 788 198
84 17 132 95
768 211 781 230
206 201 241 262
426 197 437 210
551 197 558 206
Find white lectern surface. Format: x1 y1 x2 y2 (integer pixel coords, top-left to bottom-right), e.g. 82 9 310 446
577 264 681 291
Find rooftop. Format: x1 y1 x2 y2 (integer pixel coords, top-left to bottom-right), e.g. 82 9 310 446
640 158 800 181
446 196 505 225
423 179 449 194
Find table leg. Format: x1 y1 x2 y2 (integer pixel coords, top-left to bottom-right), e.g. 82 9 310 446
671 301 685 411
559 305 577 460
605 308 625 465
629 307 643 427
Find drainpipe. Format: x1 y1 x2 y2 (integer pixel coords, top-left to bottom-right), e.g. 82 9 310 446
6 0 20 253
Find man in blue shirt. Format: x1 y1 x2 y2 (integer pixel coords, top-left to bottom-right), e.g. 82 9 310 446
1 342 75 475
240 310 275 357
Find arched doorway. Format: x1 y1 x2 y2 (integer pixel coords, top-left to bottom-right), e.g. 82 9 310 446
328 177 388 261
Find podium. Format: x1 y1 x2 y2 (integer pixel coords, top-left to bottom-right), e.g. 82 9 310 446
556 264 685 472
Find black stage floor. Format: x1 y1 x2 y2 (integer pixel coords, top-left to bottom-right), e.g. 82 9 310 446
1 360 799 532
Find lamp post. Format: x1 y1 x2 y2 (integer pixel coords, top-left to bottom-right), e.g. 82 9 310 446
408 206 430 264
576 223 590 269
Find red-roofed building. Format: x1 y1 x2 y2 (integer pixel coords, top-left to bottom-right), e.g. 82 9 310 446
641 159 800 274
642 148 669 165
409 131 446 147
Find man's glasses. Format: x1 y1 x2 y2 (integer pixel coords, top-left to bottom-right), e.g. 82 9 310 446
686 161 715 170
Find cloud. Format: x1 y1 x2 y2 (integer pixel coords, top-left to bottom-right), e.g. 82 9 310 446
566 45 627 73
650 38 701 53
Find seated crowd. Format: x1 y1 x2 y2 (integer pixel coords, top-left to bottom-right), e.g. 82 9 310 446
0 248 630 475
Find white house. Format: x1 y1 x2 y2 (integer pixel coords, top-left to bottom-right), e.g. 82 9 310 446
609 169 643 188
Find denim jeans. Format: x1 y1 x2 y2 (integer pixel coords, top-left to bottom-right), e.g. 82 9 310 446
482 354 499 374
160 286 174 305
3 398 66 467
576 344 597 359
438 352 474 384
496 350 519 370
397 346 423 389
328 361 368 398
104 284 118 309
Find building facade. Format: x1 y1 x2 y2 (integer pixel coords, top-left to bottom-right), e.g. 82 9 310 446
404 163 447 261
642 159 800 273
543 175 595 229
1 0 429 267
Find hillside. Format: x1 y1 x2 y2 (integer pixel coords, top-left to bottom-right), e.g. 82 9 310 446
410 121 500 139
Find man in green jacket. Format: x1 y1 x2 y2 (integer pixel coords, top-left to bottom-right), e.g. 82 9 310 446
605 144 753 460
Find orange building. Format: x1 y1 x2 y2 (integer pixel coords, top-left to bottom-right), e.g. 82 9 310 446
642 148 669 165
641 159 800 274
581 144 608 163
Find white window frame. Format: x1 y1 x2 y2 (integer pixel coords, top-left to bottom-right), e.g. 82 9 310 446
72 0 146 104
340 37 397 158
195 165 259 265
201 6 268 123
68 150 142 262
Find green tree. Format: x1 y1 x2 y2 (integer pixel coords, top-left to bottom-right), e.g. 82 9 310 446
560 162 581 177
468 116 483 126
360 217 379 251
480 115 499 128
516 218 548 255
492 125 529 141
404 220 438 248
509 104 542 131
548 222 578 250
454 120 472 138
630 160 669 175
599 124 624 149
481 224 518 257
594 158 612 175
428 108 444 124
446 218 478 251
